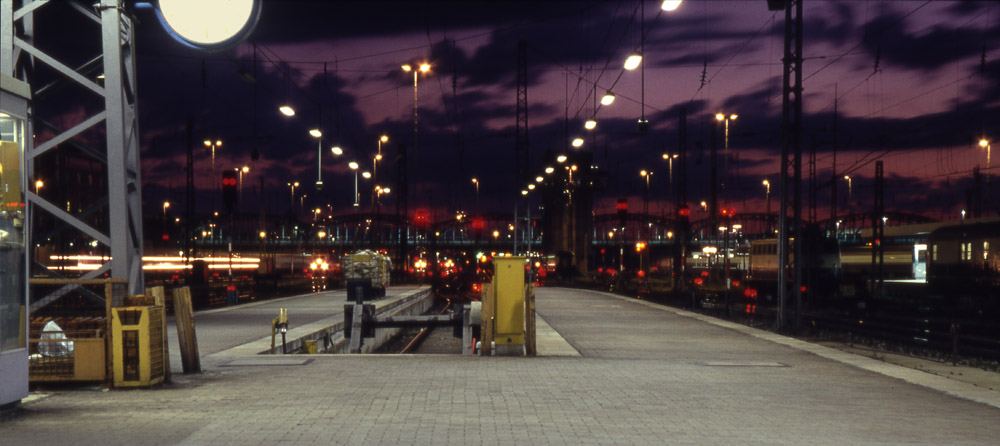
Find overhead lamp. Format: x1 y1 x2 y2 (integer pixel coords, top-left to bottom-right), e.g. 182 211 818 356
624 53 642 70
536 176 544 183
545 167 555 174
380 135 389 143
556 155 568 163
362 171 372 179
309 129 322 138
528 184 536 190
348 162 359 170
601 92 616 106
661 0 683 11
980 138 989 148
572 138 584 148
584 119 597 130
521 190 528 196
279 105 295 117
419 63 431 73
155 0 262 51
331 146 343 156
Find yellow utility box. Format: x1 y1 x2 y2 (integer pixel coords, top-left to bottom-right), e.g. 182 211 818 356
493 257 527 346
111 306 165 387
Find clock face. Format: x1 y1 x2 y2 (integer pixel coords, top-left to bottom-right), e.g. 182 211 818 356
156 0 261 51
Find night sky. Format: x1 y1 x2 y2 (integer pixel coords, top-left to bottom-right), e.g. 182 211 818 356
128 1 1000 223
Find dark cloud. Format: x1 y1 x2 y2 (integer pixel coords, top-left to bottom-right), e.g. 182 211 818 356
857 11 999 72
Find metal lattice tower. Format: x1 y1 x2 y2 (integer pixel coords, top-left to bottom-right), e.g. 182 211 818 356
515 40 528 192
872 160 884 298
775 0 803 330
2 0 145 308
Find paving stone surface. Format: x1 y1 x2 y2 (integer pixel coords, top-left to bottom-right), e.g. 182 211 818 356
3 286 999 445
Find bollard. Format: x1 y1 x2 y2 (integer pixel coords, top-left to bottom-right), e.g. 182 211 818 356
271 308 288 354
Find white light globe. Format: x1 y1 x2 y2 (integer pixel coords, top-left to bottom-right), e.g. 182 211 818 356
157 0 261 51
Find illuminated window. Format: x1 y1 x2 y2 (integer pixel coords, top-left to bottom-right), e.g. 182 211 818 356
984 241 990 260
961 242 972 262
931 245 937 262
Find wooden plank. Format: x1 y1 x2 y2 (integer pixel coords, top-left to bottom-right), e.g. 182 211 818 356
30 278 128 285
172 287 201 373
104 282 113 386
147 286 171 382
525 283 537 356
348 303 364 354
480 283 493 356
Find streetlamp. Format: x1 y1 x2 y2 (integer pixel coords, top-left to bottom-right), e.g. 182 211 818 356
287 181 299 209
980 138 991 184
661 0 683 11
34 179 43 192
348 162 360 207
762 179 771 217
373 134 387 188
470 177 480 205
203 139 222 172
237 166 249 204
162 201 170 224
310 129 324 189
662 153 678 196
640 170 652 217
601 92 615 105
378 134 388 156
402 63 430 194
844 175 852 207
715 113 737 189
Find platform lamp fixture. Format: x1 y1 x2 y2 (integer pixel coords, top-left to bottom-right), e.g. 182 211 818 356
349 162 360 207
310 128 324 189
153 0 263 51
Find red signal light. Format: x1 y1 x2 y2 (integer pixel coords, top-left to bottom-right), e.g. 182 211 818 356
678 207 690 217
694 277 704 285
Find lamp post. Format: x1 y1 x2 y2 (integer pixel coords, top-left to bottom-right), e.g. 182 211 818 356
980 138 991 185
715 113 737 191
762 179 771 218
844 175 852 208
162 201 170 223
640 170 652 218
402 63 430 203
374 135 387 189
349 162 360 207
203 139 222 172
287 181 299 209
471 177 480 210
310 129 324 189
238 166 249 204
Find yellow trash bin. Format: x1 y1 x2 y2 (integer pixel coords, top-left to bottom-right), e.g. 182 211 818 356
111 306 165 387
493 257 527 347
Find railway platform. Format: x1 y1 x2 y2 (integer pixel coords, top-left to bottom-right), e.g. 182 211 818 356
3 286 1000 445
